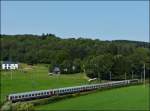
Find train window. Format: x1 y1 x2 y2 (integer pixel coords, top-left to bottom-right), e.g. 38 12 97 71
22 95 24 98
19 96 21 98
15 96 18 98
47 92 49 94
41 92 43 95
44 92 46 94
29 94 31 97
32 94 34 96
25 95 28 97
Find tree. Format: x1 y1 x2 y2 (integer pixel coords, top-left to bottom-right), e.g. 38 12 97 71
1 34 150 78
85 54 113 81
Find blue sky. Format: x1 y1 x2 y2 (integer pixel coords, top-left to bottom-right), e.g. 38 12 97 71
1 1 149 42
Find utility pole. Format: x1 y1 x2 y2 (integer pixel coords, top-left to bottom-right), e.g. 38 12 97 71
143 63 146 86
11 70 13 80
125 72 127 80
98 72 101 82
132 71 134 79
141 72 143 83
109 71 111 81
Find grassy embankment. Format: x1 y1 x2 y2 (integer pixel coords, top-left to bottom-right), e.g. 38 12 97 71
36 84 149 110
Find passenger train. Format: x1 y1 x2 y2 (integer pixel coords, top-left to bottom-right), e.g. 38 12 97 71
7 79 139 102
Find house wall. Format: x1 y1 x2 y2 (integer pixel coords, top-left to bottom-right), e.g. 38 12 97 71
2 64 18 70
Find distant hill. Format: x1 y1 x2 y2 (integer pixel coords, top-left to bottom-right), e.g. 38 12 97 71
1 34 149 63
1 34 150 79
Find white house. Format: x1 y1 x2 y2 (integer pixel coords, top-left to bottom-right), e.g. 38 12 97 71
1 61 19 70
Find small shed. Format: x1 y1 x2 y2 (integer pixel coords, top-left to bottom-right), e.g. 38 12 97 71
1 61 19 70
53 67 60 74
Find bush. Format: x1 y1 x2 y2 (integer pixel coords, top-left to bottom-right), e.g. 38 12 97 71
12 102 34 111
1 102 12 111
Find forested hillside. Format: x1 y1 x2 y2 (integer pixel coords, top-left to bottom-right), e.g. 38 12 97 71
1 34 150 80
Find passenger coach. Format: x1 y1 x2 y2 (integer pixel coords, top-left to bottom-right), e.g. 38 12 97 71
7 79 139 102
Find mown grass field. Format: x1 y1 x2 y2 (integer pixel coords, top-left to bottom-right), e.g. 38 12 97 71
36 85 149 110
1 64 149 110
0 64 88 103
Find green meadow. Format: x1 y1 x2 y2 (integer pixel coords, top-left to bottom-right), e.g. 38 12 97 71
0 64 88 103
1 64 149 110
36 85 149 110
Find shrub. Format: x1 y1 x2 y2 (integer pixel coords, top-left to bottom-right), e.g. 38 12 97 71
12 102 34 111
0 101 12 111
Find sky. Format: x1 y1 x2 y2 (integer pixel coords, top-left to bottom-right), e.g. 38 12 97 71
1 1 149 42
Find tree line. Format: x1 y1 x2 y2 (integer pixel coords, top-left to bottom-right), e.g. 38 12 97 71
1 34 150 80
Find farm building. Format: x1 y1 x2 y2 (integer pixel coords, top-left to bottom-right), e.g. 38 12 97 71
1 61 19 70
53 67 61 74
